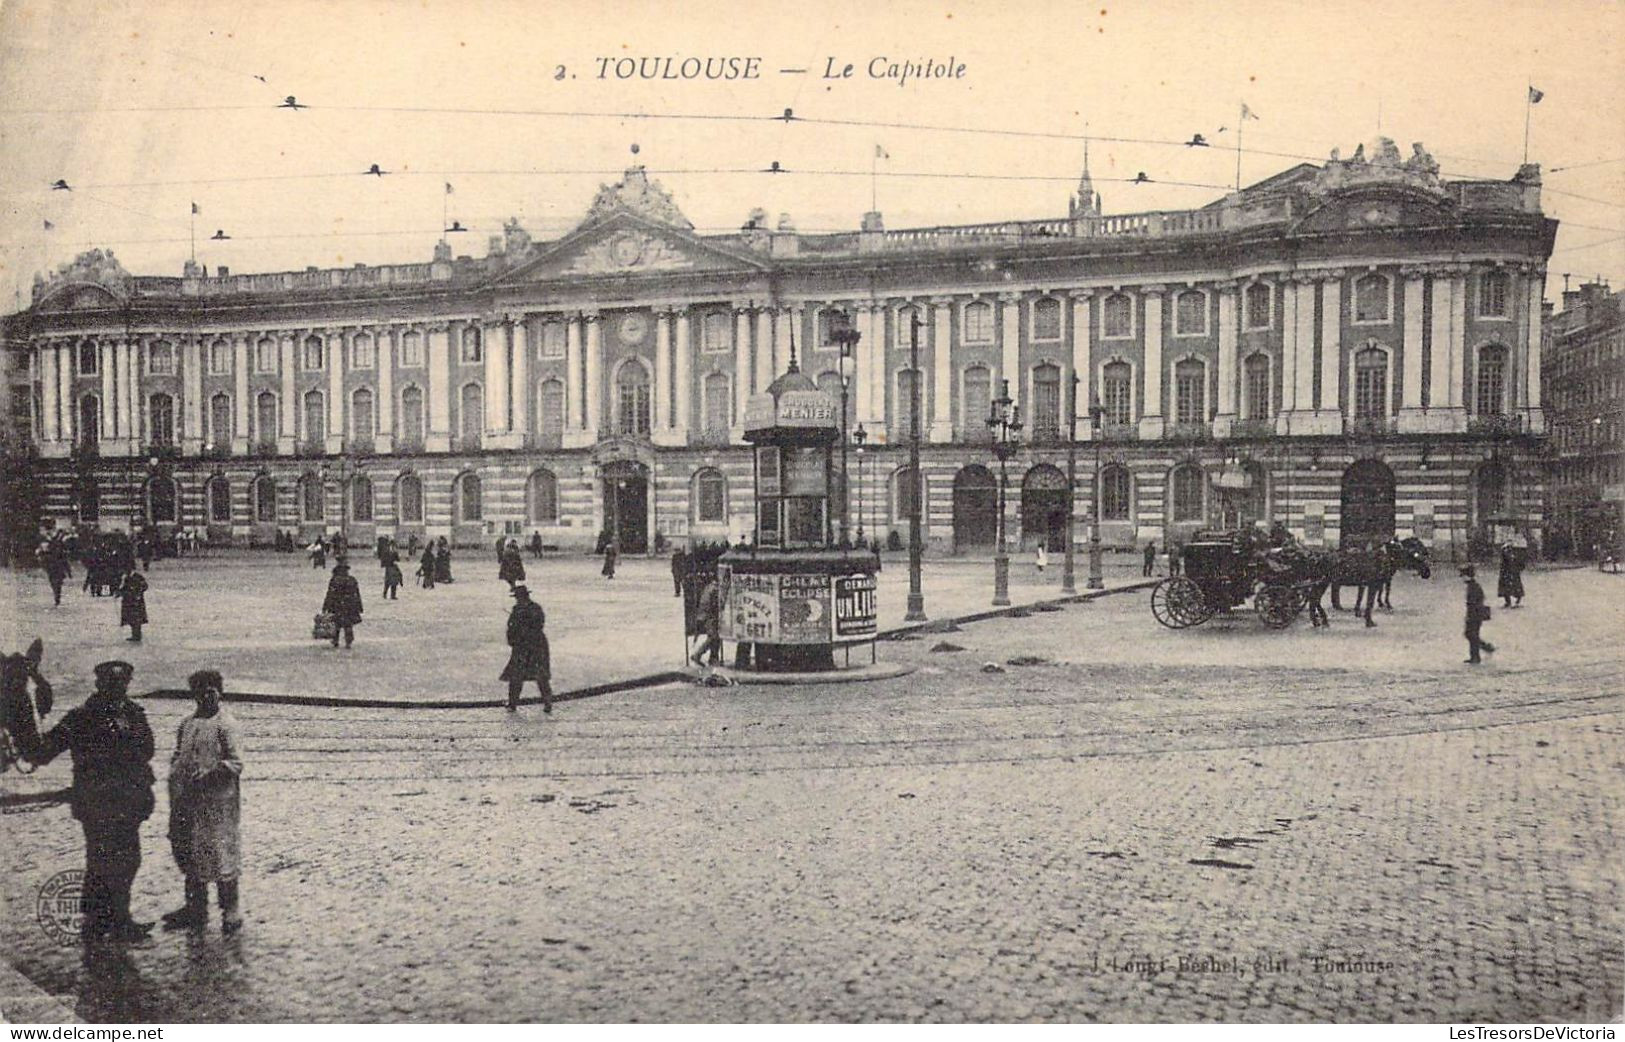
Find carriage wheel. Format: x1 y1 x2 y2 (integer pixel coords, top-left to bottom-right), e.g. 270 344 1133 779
1152 577 1206 629
1255 583 1302 629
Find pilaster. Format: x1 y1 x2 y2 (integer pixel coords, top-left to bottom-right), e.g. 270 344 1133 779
1397 267 1429 433
1138 285 1165 440
232 334 250 455
426 323 452 452
1213 283 1238 438
325 329 345 454
376 327 395 454
929 296 954 443
278 334 297 454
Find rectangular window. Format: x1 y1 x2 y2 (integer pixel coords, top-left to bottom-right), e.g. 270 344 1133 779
78 343 98 376
351 336 375 369
1245 284 1272 330
703 312 732 354
147 343 175 376
540 322 567 359
1032 299 1063 341
1175 364 1206 425
1174 292 1208 336
1479 272 1510 318
399 332 424 367
962 303 993 344
1103 366 1133 425
1102 296 1133 339
255 340 277 374
209 342 231 375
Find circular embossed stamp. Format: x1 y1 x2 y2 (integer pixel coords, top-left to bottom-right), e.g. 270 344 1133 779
37 869 85 946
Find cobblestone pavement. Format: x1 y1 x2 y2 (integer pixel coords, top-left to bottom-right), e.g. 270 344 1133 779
2 567 1620 1022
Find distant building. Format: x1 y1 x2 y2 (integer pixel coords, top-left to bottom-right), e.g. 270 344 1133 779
1542 280 1624 558
2 137 1554 556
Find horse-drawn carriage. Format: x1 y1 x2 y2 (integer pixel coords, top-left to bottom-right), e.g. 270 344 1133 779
1150 530 1308 630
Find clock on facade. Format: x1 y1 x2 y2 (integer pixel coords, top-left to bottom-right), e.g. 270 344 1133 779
610 232 645 267
617 312 650 344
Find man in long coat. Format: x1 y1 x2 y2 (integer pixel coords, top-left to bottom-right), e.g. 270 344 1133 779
43 538 71 606
24 660 157 942
692 578 723 667
502 585 551 713
119 570 149 642
162 670 245 934
1462 565 1497 664
498 541 526 587
321 563 363 649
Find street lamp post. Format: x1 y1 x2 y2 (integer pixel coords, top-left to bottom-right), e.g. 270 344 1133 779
987 378 1022 606
830 315 862 547
904 311 927 622
1087 401 1105 589
853 424 867 547
1063 372 1080 595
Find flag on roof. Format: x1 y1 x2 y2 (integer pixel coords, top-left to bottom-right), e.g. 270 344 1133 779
1528 85 1544 104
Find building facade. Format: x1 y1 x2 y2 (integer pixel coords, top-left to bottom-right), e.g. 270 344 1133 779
1542 280 1624 558
3 137 1555 556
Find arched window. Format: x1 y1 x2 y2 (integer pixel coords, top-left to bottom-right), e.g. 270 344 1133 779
255 337 276 374
1032 297 1063 340
1170 465 1206 523
895 368 922 436
301 473 325 521
962 301 994 343
455 472 482 523
1102 361 1133 425
148 393 175 447
350 333 374 369
399 330 424 367
303 390 326 444
703 372 731 435
528 468 559 524
256 391 278 445
1476 345 1508 416
1174 359 1206 426
1031 363 1062 439
693 468 727 523
1243 354 1271 420
209 339 231 375
891 466 923 524
1479 270 1511 318
459 382 483 441
351 388 375 441
254 475 277 523
396 473 423 524
962 365 991 439
1354 348 1388 419
148 475 177 523
352 475 373 522
209 392 231 448
303 335 324 370
1174 290 1208 336
615 361 651 437
1354 273 1390 323
208 476 232 523
1099 465 1131 521
538 379 565 440
1101 293 1133 338
1244 283 1272 330
148 340 175 375
79 395 100 447
399 386 424 445
460 326 482 364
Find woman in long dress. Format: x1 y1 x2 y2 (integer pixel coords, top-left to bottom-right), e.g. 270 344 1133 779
162 670 245 934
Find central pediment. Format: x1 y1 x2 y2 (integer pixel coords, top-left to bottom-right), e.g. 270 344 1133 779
493 211 767 284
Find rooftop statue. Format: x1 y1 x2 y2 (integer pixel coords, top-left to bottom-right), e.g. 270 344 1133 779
1309 137 1444 198
581 165 694 231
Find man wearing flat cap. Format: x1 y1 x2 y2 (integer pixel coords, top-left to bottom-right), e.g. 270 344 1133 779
1461 565 1497 665
26 659 157 942
501 584 551 714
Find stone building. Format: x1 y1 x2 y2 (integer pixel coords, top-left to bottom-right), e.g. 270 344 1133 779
2 137 1555 555
1542 280 1624 558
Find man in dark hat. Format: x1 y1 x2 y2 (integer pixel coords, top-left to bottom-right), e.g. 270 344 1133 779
322 562 363 649
501 585 551 714
25 660 157 942
1461 565 1497 664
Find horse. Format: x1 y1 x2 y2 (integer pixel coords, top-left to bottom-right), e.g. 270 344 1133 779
1317 537 1432 627
1 639 54 773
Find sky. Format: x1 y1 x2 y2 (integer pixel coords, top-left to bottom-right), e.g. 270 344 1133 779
1 0 1621 312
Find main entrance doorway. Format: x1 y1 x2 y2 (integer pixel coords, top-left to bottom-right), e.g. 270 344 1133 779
602 460 649 554
952 465 997 552
1340 458 1396 548
1020 463 1069 552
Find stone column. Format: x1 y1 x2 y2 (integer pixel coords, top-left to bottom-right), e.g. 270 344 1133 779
99 340 115 447
672 307 692 439
483 318 509 438
773 305 793 378
40 341 59 445
1214 283 1238 438
583 311 602 441
654 309 672 433
859 302 881 430
1428 270 1458 428
426 323 451 452
376 327 396 454
564 314 585 443
279 334 297 454
1293 278 1317 421
1398 268 1427 431
1139 286 1165 440
507 315 528 447
58 344 74 449
1312 272 1344 434
326 329 345 453
132 339 146 446
999 293 1022 413
183 336 203 454
930 297 954 443
733 303 753 437
756 307 775 390
121 339 137 448
1448 268 1468 413
1524 267 1545 431
232 334 250 454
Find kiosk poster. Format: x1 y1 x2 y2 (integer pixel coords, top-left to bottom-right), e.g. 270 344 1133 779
724 571 779 642
777 573 833 643
834 574 878 637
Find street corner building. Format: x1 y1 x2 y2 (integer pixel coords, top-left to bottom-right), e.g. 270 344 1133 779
1 137 1556 558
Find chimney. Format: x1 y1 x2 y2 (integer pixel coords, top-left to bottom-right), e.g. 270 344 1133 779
216 266 230 277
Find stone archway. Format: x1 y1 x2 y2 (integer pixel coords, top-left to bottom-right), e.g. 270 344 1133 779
602 459 650 554
952 464 997 552
1020 463 1069 552
1340 458 1396 548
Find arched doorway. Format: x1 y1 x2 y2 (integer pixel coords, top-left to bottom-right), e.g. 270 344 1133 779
1340 459 1396 548
1020 463 1069 552
952 465 997 552
602 459 649 554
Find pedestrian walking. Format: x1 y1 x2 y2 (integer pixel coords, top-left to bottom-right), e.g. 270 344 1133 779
22 660 157 943
670 547 686 597
498 540 526 588
692 577 723 667
1167 541 1182 577
1143 540 1156 577
382 557 403 600
1035 544 1048 572
417 545 436 589
434 538 453 584
308 539 327 570
501 585 552 713
161 670 244 935
43 540 71 606
321 563 363 649
1497 542 1526 609
529 531 544 560
118 570 149 643
1462 565 1497 664
601 541 618 579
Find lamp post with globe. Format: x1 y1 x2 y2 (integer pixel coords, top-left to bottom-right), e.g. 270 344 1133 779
987 378 1022 606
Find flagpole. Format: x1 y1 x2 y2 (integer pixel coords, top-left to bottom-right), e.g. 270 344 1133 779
1523 83 1533 165
871 149 878 213
189 205 196 264
1235 102 1243 191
